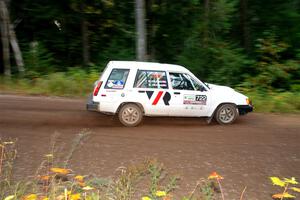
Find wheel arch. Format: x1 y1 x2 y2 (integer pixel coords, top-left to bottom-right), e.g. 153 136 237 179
116 102 145 114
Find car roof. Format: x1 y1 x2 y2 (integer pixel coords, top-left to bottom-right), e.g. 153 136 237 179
108 61 190 73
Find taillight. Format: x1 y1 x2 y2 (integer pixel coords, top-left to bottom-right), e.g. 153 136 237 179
93 81 103 96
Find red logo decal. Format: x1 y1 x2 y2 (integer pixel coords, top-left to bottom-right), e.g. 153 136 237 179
152 91 163 105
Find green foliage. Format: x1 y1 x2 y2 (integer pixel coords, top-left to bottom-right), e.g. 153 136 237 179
245 34 300 90
23 41 56 76
0 68 100 97
177 0 252 86
237 89 300 113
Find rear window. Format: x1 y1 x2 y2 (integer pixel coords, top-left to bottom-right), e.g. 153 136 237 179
105 68 129 89
134 70 168 89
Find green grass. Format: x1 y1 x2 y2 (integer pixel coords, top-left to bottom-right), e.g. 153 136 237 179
244 90 300 113
0 69 99 97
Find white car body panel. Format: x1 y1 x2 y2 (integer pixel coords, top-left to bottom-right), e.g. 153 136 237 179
88 61 252 118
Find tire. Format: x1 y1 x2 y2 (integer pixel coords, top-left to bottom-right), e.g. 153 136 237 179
118 103 143 127
215 104 238 125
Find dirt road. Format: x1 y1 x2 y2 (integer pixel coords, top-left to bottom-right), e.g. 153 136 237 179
0 94 300 199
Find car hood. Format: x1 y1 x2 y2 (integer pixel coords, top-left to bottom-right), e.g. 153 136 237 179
206 83 248 102
206 83 235 93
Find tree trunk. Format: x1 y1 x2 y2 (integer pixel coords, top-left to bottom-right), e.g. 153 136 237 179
240 0 250 52
9 24 24 75
0 0 11 76
135 0 147 61
81 18 90 66
203 0 210 45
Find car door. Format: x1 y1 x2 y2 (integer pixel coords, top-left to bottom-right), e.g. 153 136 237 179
131 69 171 116
168 72 211 117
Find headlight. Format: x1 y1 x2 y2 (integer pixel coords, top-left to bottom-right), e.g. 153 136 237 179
246 98 252 105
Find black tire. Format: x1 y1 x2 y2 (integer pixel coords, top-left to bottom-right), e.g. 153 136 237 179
118 103 143 127
215 104 238 125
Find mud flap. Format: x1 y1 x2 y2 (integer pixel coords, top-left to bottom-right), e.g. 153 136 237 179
86 94 99 111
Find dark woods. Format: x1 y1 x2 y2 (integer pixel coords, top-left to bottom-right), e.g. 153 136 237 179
0 0 299 90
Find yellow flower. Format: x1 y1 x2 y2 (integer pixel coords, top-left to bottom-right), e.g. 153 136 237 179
272 192 295 199
44 154 53 158
142 196 152 200
291 187 300 193
208 172 224 180
284 177 298 185
156 191 167 197
82 186 94 191
75 175 85 182
50 167 71 175
70 193 81 200
4 195 15 200
22 194 37 200
270 177 286 187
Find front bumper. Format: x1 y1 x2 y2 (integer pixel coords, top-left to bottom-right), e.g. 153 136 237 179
237 105 253 115
86 94 99 112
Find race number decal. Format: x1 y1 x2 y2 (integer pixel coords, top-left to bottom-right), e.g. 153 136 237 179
183 94 207 105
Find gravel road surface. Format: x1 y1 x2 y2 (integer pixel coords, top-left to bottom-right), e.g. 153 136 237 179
0 94 299 199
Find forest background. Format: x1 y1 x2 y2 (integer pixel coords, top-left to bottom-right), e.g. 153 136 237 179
0 0 299 112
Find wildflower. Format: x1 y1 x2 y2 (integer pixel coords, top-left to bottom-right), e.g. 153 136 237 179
74 175 84 182
70 193 81 200
156 191 167 197
284 177 298 185
142 196 152 200
22 194 37 200
208 172 224 180
291 187 300 193
38 175 50 181
163 196 172 200
270 177 286 187
272 192 295 199
50 167 71 175
82 186 94 191
4 195 15 200
44 154 53 158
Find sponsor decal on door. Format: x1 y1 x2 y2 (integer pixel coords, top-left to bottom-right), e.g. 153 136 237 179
183 94 207 105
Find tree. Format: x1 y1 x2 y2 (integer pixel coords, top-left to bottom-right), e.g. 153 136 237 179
0 0 24 76
135 0 147 61
0 0 11 76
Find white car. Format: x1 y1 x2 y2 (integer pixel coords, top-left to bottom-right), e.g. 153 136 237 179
87 61 253 126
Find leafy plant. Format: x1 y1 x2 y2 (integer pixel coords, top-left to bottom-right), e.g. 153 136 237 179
270 177 300 199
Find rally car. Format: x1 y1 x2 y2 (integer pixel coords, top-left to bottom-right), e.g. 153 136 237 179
87 61 253 126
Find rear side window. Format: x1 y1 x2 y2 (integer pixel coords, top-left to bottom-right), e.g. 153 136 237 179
105 68 129 89
134 70 168 89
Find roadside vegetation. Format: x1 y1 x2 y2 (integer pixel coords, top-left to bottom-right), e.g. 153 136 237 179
1 133 300 200
1 30 299 113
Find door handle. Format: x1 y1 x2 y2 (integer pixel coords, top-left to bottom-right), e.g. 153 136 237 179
138 90 146 93
174 92 180 95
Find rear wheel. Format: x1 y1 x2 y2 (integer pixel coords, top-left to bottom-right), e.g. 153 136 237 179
215 104 238 125
118 103 143 127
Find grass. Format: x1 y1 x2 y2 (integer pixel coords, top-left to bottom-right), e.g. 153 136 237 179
0 69 99 97
243 90 300 113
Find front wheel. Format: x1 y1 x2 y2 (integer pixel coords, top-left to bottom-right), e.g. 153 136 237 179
215 104 238 125
118 103 143 127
